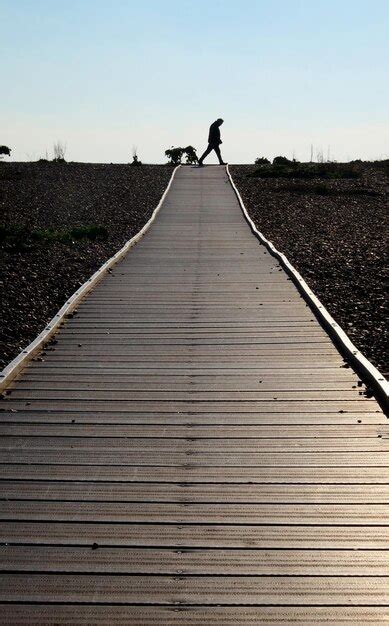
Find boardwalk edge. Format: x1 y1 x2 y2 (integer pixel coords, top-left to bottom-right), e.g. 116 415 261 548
226 164 389 413
0 165 181 392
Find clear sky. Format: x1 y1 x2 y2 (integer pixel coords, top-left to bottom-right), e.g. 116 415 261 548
2 0 388 163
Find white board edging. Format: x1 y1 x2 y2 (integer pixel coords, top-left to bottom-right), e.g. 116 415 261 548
0 165 181 392
226 164 389 413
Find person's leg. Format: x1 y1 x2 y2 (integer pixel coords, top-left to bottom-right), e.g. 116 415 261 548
214 145 225 165
198 144 213 165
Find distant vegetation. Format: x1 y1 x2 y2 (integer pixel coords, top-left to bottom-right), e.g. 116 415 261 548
165 146 198 165
272 156 297 166
0 224 108 252
0 146 11 159
53 140 67 162
130 146 142 166
254 157 270 165
250 160 362 180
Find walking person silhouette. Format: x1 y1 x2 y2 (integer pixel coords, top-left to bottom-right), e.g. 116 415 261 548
198 118 226 166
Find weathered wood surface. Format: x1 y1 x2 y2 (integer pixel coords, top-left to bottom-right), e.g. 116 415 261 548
0 166 387 623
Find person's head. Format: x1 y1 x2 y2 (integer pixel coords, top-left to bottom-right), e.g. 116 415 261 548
216 118 224 126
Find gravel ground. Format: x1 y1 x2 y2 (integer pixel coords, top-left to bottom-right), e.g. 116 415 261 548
230 164 388 376
0 162 172 368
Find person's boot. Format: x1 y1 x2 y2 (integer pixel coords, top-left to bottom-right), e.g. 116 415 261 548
198 161 204 167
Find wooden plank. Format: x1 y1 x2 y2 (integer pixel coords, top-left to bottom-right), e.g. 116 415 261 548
20 372 361 382
50 336 332 344
36 346 338 354
24 364 357 373
58 324 325 330
1 439 387 454
1 521 388 548
1 545 388 575
0 501 387 524
1 435 386 451
63 319 321 325
1 605 388 624
0 423 383 437
0 411 383 425
15 356 345 364
0 401 379 413
0 573 388 604
1 449 387 466
1 464 388 483
5 390 368 401
1 481 388 503
10 376 356 388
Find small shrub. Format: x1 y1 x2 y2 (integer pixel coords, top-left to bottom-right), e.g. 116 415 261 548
184 146 198 164
0 145 11 158
130 155 142 166
273 155 296 165
255 157 270 165
53 140 67 162
165 147 184 165
130 147 142 166
38 150 50 163
165 146 199 165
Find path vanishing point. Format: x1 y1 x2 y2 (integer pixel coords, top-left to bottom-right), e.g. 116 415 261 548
0 166 388 624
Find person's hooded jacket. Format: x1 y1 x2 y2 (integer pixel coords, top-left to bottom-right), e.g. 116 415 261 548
208 121 222 146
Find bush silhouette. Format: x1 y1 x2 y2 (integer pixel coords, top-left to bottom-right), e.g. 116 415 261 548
165 146 198 165
130 154 142 166
165 147 184 165
184 146 198 164
273 156 296 165
130 147 142 166
0 145 11 158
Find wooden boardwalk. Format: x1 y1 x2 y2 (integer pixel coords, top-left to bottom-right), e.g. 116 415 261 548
0 165 388 624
